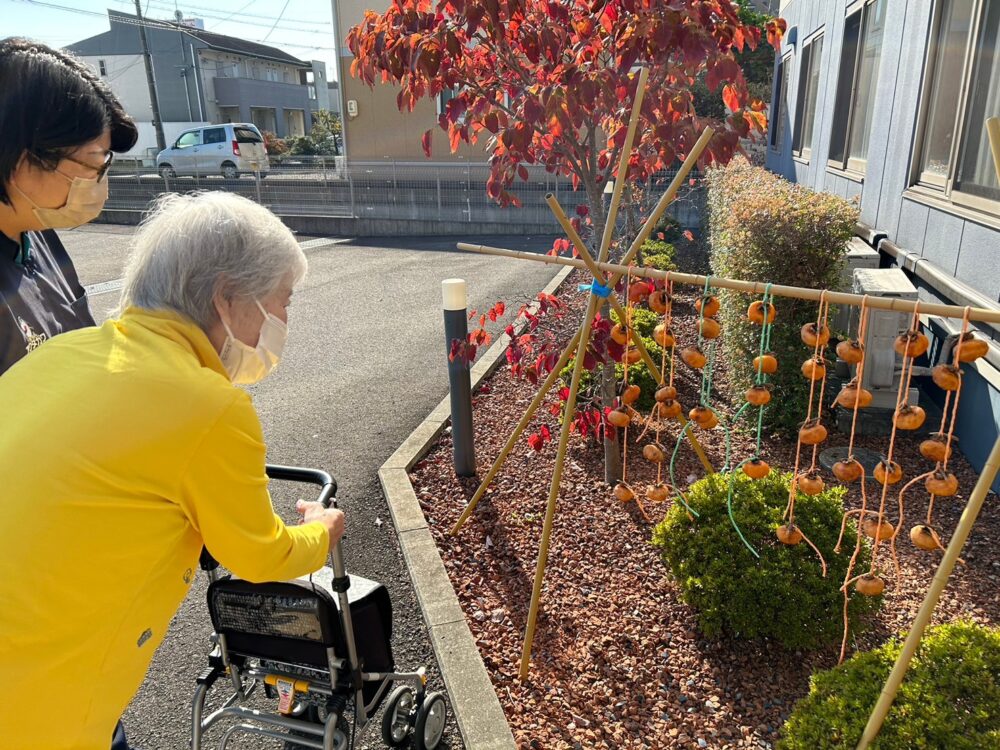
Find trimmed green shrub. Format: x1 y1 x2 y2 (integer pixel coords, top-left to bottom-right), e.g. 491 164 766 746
706 157 858 432
779 621 1000 749
639 239 677 272
652 471 878 650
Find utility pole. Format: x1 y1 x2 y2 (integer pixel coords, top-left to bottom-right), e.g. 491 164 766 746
135 0 166 151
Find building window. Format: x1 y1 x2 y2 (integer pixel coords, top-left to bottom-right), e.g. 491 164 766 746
828 0 887 174
285 109 306 138
98 59 107 77
793 33 824 160
914 0 1000 212
770 55 791 151
307 84 317 100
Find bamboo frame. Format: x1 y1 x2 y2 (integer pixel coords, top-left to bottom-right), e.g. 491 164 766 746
448 127 716 537
519 68 651 680
545 195 714 474
453 248 1000 325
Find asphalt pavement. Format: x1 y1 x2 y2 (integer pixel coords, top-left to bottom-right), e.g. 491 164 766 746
62 224 560 749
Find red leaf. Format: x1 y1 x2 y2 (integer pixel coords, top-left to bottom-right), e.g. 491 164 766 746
575 204 589 217
421 129 433 158
766 19 788 51
683 230 695 242
657 232 665 240
488 309 498 322
540 425 551 441
527 433 544 452
494 301 505 317
558 387 570 401
722 84 741 113
505 324 515 337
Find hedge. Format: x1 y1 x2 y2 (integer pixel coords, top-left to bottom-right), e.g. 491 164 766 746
706 157 858 432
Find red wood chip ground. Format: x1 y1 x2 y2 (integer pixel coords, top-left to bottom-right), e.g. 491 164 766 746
409 270 1000 750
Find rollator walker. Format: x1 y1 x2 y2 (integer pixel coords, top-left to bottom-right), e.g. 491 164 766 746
190 465 448 749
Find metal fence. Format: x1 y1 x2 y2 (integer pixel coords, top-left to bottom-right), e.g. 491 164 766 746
104 157 703 230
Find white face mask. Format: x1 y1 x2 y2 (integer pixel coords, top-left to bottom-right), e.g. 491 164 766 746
12 170 109 229
219 300 288 384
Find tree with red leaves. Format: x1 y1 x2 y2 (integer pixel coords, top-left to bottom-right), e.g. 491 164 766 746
348 0 785 232
348 0 785 472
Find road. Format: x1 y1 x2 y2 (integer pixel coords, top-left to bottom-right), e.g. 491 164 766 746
63 224 559 749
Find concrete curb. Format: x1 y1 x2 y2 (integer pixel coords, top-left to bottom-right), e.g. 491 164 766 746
378 262 575 749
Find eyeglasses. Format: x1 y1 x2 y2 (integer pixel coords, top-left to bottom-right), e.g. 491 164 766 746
61 150 115 181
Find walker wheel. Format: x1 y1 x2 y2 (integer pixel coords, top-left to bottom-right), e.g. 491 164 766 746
381 685 416 747
414 692 448 750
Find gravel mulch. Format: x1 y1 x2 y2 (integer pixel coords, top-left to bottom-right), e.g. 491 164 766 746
409 269 1000 750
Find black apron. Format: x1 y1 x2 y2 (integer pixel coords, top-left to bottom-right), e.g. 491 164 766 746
0 229 94 374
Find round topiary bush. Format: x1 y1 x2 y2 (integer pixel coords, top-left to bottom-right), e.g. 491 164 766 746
779 621 1000 749
652 470 879 650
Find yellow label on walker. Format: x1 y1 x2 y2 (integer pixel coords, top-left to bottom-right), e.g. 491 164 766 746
265 674 311 715
276 678 295 714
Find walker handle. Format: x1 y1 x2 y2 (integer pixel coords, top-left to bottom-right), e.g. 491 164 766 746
198 465 340 573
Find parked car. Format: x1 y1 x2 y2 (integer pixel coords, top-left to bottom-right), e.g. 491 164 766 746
156 123 269 179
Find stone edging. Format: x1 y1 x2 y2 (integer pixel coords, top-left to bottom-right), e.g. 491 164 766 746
378 263 575 749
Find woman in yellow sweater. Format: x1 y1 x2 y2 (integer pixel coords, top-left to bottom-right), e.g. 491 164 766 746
0 191 345 749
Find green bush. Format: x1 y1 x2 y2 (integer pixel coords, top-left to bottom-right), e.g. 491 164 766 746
706 157 858 432
779 621 1000 749
639 239 677 272
652 471 878 650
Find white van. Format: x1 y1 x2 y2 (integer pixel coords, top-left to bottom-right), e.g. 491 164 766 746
156 123 269 179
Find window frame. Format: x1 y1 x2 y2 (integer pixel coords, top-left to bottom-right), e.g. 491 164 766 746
909 0 1000 218
771 53 793 152
827 0 885 177
793 30 825 162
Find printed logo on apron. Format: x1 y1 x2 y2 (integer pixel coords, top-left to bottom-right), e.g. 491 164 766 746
16 316 47 353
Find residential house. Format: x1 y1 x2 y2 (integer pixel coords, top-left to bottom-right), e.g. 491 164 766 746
767 0 1000 483
330 0 488 163
68 10 330 157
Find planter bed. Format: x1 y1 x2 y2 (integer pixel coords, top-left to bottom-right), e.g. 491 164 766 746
409 269 1000 750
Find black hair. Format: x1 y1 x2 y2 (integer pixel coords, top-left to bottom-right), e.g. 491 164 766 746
0 38 139 205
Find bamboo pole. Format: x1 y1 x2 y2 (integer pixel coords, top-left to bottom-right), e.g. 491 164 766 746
987 118 1000 186
546 196 715 475
519 67 653 681
448 128 717 536
855 433 1000 749
454 246 1000 325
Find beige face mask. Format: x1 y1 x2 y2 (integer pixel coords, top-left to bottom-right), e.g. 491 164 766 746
11 170 109 229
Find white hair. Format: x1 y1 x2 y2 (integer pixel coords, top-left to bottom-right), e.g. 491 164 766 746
120 191 307 328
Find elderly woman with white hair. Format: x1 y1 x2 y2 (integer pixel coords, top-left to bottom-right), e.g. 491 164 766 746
0 191 345 750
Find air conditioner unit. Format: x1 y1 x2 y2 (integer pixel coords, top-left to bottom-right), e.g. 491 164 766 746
834 238 880 336
851 268 919 410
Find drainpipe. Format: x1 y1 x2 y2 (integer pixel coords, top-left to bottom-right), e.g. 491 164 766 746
190 44 205 122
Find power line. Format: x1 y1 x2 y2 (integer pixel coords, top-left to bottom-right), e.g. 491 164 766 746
261 0 292 42
109 0 331 34
15 0 340 51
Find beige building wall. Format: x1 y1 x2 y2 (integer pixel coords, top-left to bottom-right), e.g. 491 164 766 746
332 0 488 163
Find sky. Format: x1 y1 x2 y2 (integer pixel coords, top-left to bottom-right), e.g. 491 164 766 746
6 0 344 81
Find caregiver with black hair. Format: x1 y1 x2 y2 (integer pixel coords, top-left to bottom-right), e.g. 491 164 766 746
0 37 139 750
0 37 138 371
